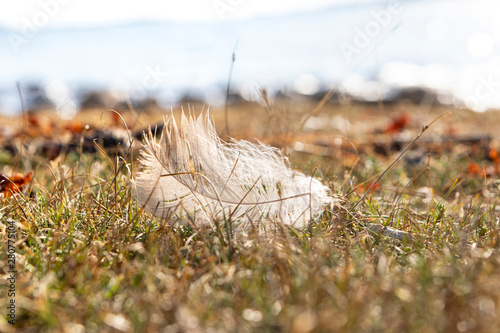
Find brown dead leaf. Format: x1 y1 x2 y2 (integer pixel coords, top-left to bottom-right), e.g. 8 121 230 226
0 172 33 197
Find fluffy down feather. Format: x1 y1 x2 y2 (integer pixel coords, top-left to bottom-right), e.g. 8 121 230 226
133 112 332 227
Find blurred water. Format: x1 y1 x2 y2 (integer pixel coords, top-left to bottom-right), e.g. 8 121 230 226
0 0 499 115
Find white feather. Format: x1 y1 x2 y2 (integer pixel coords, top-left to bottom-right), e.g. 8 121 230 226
133 112 332 227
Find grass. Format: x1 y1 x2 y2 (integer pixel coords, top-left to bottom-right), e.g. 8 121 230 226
1 102 500 332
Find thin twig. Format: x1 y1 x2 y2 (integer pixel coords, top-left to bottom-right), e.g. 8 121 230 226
350 112 451 212
288 24 401 146
14 82 28 174
225 45 237 141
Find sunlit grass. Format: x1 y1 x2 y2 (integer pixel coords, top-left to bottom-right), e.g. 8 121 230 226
1 105 500 332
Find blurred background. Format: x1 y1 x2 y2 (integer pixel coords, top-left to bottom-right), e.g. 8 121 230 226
1 0 499 117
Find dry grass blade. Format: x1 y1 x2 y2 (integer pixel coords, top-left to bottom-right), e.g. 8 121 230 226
3 101 500 333
224 48 237 141
350 112 451 212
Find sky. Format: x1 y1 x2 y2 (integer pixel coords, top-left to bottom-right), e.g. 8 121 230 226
0 0 384 30
2 0 500 114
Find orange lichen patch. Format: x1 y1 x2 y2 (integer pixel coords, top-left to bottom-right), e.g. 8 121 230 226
467 162 498 178
63 121 87 134
468 162 484 177
27 114 41 127
468 148 500 178
386 114 410 134
111 110 124 127
489 148 500 174
489 148 498 161
356 181 381 195
0 172 33 197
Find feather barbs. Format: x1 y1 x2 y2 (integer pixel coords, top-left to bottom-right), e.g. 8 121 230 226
133 112 333 227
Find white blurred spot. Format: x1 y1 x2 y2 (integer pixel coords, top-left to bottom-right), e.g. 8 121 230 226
272 301 283 315
437 92 453 105
242 309 263 322
59 101 77 120
303 116 325 131
426 19 448 42
468 33 494 57
421 64 457 91
478 297 496 317
204 86 225 107
395 287 413 302
157 89 178 109
464 96 479 110
357 81 380 102
104 313 131 332
294 74 320 95
457 319 477 332
331 115 352 132
303 115 351 132
453 58 500 112
45 80 69 103
239 81 261 102
64 323 85 333
45 80 77 118
378 62 423 87
341 73 365 95
294 141 305 151
341 74 388 102
417 186 433 204
109 81 131 100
